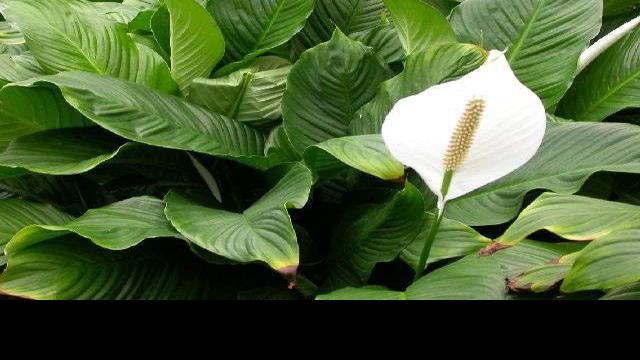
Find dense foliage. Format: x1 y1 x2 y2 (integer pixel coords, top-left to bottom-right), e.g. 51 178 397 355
0 0 639 300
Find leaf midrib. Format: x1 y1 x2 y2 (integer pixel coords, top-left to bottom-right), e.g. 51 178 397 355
507 0 547 63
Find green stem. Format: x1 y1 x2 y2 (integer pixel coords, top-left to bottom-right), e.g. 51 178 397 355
413 170 453 281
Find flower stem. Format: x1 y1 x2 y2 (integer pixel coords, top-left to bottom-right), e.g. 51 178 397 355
413 171 453 281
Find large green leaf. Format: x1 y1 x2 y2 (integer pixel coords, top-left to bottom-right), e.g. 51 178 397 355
0 199 73 266
450 0 602 109
304 135 404 181
208 0 315 64
507 251 580 293
407 256 507 300
0 236 219 300
324 184 424 291
291 0 389 54
447 122 640 226
497 193 640 246
0 128 128 175
558 27 640 121
7 196 179 254
164 163 313 274
563 229 640 293
0 84 90 150
282 30 391 154
189 57 291 124
17 72 274 169
350 42 487 135
382 0 455 55
319 255 507 300
488 240 585 278
401 213 491 269
2 0 178 93
350 24 404 64
163 0 224 94
601 282 640 300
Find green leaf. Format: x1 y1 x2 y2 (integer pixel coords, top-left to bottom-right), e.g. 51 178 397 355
316 285 405 300
0 128 128 175
382 0 455 55
0 21 23 46
7 196 179 253
189 57 291 124
488 239 585 277
0 236 219 300
320 255 506 300
447 122 640 226
208 0 315 63
0 199 73 266
304 135 404 181
450 0 602 109
324 184 424 291
497 193 640 246
163 0 225 94
401 213 491 269
282 30 391 154
406 256 507 300
2 0 178 93
558 27 640 121
350 25 404 64
507 252 580 293
563 229 640 292
164 163 313 273
0 83 90 150
350 42 487 135
292 0 389 54
601 282 640 300
19 72 274 169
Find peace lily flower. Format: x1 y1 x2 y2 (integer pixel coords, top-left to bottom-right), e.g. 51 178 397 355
381 50 546 279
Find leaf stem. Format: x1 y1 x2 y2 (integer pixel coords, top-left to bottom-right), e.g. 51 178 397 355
413 170 453 281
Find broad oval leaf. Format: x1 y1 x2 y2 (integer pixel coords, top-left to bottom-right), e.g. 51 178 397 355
497 193 640 246
16 72 275 170
324 183 424 291
406 256 507 300
558 27 640 121
7 196 179 253
163 0 225 94
164 163 313 274
304 135 404 181
208 0 315 64
291 0 389 55
0 198 73 266
562 229 640 293
282 30 392 154
2 0 178 93
0 128 128 175
0 84 90 150
189 57 291 124
0 236 219 300
450 0 602 109
382 0 455 55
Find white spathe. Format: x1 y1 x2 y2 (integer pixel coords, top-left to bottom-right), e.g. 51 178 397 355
382 50 546 206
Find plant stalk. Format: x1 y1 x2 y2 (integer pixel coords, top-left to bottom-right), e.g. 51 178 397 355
413 170 453 281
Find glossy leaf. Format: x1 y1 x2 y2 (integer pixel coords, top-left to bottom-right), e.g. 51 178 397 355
2 0 178 93
450 0 602 109
324 184 424 291
164 163 313 273
304 135 404 181
283 30 391 154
